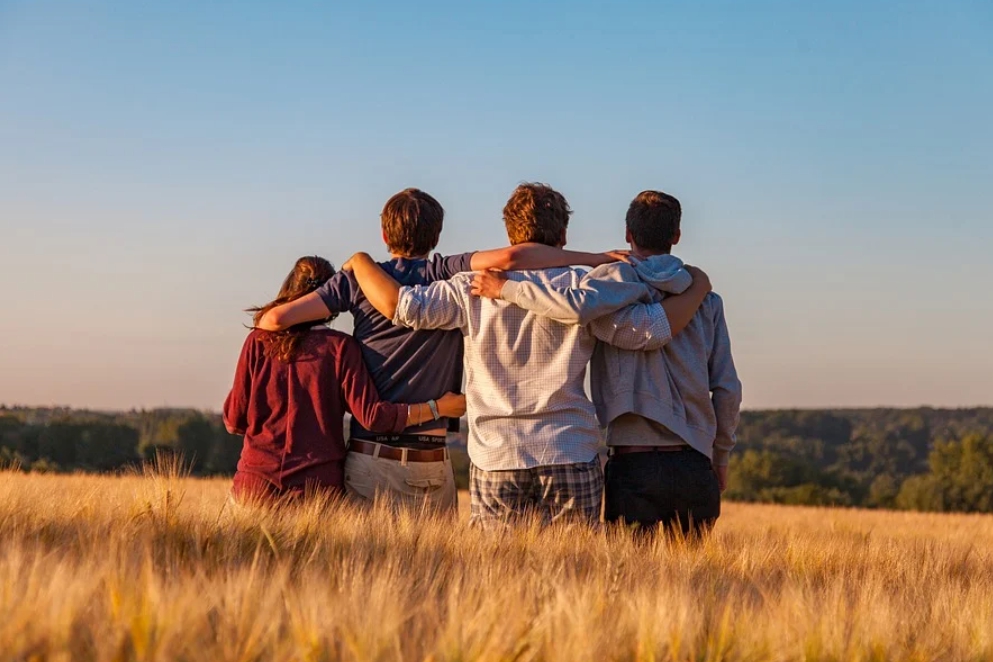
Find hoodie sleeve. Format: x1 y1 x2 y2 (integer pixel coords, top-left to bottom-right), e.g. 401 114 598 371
708 295 742 467
500 264 655 327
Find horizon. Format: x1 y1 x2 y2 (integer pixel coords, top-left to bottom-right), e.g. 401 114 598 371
2 1 992 411
4 402 992 416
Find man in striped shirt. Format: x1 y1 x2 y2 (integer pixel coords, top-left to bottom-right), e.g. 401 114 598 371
343 183 712 526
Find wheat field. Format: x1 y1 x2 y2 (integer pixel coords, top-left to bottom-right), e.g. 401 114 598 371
1 463 991 662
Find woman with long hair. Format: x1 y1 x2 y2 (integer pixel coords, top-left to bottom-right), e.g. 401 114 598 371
223 256 466 502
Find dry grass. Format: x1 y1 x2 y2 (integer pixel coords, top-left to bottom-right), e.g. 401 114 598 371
1 462 991 662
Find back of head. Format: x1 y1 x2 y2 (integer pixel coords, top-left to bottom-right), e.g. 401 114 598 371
502 182 571 247
626 190 681 253
381 188 444 257
250 256 337 361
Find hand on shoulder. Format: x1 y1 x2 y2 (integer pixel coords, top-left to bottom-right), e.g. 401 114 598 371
470 268 508 299
341 252 370 272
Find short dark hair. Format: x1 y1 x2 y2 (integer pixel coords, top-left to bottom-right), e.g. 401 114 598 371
625 190 681 253
381 188 444 256
502 183 571 246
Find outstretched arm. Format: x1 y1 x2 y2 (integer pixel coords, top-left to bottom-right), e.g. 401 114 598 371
393 278 467 331
471 265 712 338
257 292 332 331
344 253 467 331
257 271 350 331
469 243 630 272
342 252 402 319
336 336 467 431
584 272 710 350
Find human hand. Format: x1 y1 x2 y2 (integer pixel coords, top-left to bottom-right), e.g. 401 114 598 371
714 465 728 492
436 392 467 418
470 269 508 299
602 249 633 265
684 265 712 294
340 252 371 273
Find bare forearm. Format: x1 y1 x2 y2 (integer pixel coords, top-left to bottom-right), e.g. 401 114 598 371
660 282 710 336
403 393 466 426
471 243 621 271
349 253 401 319
257 292 330 331
257 309 284 331
507 244 617 270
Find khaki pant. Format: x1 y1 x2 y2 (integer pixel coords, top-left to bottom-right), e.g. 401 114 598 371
343 447 457 512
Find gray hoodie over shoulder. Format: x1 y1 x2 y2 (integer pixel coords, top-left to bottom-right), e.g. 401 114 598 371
500 255 742 466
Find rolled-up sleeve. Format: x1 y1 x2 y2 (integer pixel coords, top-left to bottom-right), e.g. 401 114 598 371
589 303 672 351
393 279 467 331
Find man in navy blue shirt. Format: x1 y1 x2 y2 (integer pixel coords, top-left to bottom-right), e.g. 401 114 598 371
258 188 627 511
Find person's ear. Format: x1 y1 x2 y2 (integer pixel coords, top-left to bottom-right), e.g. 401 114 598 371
672 228 681 246
560 228 568 248
625 228 633 246
382 230 390 248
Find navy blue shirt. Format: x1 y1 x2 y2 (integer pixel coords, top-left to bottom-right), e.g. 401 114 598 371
316 253 473 440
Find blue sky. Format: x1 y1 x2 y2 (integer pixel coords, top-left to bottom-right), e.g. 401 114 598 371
1 0 991 410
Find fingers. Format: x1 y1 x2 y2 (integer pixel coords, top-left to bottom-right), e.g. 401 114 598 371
604 250 633 265
470 271 505 299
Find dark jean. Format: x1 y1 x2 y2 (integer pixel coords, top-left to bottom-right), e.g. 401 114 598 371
604 448 721 537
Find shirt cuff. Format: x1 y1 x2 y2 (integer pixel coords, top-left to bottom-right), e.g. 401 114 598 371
712 448 731 467
501 280 521 303
393 286 415 327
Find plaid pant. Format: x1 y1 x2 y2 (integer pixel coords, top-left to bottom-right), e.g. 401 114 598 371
469 457 604 527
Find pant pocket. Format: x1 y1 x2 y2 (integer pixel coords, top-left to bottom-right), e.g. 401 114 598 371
405 476 445 492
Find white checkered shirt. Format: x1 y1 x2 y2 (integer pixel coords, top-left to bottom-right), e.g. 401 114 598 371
394 267 672 471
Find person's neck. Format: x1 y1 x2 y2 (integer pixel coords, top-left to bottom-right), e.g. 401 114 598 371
631 247 671 260
390 252 430 260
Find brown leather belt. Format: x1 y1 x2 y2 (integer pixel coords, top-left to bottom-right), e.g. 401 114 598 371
611 444 692 455
348 438 448 463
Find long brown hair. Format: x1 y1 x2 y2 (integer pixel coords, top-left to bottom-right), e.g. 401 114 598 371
249 256 337 362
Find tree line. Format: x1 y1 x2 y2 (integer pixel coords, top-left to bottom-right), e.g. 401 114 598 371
2 405 991 514
0 407 240 476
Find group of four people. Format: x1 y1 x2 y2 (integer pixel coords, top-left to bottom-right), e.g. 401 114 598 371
223 183 741 535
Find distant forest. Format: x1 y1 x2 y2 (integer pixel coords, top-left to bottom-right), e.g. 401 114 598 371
1 405 991 514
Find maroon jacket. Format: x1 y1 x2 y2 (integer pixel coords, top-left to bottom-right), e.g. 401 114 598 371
223 328 408 495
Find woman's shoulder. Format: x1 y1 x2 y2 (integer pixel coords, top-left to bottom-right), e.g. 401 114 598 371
241 327 266 346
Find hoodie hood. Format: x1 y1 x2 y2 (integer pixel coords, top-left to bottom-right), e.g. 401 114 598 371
631 254 692 295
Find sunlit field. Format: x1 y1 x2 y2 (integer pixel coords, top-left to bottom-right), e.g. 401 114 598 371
2 463 991 662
